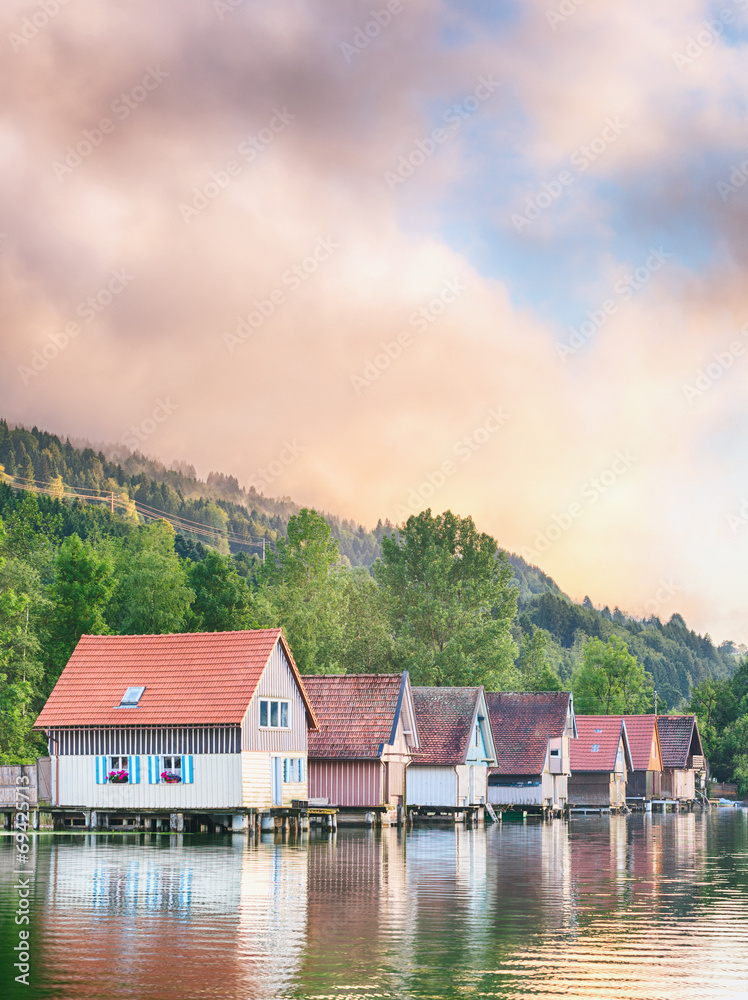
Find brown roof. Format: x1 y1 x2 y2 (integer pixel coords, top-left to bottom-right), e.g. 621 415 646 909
657 715 702 768
486 691 573 775
34 629 318 729
304 673 410 759
411 687 485 765
571 715 630 772
623 715 662 772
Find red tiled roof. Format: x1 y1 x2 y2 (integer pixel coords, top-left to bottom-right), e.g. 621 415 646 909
657 715 702 769
34 629 318 729
623 715 660 771
304 673 407 759
486 692 572 775
571 715 627 772
411 687 482 765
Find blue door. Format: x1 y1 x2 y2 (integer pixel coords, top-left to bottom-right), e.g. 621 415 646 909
271 757 283 806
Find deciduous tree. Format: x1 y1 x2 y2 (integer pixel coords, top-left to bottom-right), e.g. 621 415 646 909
374 509 518 688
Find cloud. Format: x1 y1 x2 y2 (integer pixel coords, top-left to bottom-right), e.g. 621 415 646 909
2 0 748 642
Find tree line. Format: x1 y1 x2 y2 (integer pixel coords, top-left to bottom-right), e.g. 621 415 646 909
2 484 740 780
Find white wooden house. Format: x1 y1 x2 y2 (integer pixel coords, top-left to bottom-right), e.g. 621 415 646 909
485 692 577 814
407 687 497 817
33 629 318 831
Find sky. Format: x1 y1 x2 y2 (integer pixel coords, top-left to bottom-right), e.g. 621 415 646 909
2 0 748 643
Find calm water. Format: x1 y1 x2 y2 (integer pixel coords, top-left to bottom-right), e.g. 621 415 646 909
2 811 748 1000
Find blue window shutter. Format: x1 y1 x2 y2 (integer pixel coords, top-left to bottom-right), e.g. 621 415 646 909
148 756 153 784
96 757 102 784
184 755 193 784
301 757 306 783
133 756 140 784
283 758 289 782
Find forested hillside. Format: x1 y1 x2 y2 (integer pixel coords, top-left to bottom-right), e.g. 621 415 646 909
0 420 387 568
0 419 741 782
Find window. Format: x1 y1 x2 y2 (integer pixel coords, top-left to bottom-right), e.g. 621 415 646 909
161 756 183 784
550 747 561 757
117 686 145 708
101 755 137 783
590 744 600 753
283 758 305 783
593 727 603 733
259 698 289 728
147 755 193 784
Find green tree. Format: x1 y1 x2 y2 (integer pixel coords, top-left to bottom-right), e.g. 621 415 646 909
0 519 47 763
517 627 562 692
46 534 113 679
374 509 518 688
259 507 340 593
337 569 394 674
108 521 194 634
573 635 654 713
187 550 257 632
690 658 748 790
3 490 62 569
254 509 348 673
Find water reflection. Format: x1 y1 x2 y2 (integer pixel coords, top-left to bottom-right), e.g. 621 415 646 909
0 813 746 999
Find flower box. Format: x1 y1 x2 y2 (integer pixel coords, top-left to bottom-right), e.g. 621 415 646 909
107 770 129 784
160 771 182 784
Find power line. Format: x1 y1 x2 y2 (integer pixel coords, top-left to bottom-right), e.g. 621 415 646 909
2 473 277 556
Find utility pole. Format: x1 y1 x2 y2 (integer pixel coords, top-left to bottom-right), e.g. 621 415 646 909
654 690 658 716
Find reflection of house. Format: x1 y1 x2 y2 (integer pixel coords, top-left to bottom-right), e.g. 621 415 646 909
657 715 706 804
407 687 496 817
39 836 308 998
484 692 576 814
568 716 632 811
33 629 318 830
623 715 663 804
304 672 418 822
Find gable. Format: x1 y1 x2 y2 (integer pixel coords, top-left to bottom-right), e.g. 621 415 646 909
305 673 407 759
412 687 484 765
486 691 570 775
34 630 300 729
570 716 625 772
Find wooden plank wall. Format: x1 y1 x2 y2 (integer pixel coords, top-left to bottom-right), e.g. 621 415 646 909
309 759 382 807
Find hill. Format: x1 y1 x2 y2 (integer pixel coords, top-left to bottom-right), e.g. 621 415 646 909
0 418 738 718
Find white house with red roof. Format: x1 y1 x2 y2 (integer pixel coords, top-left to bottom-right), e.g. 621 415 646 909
407 687 497 815
568 715 632 811
33 629 318 831
303 672 418 824
484 691 576 814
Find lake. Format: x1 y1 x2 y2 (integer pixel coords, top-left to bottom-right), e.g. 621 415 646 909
2 810 747 999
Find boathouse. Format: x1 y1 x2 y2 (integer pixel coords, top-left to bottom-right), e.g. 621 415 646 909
485 691 576 815
656 714 706 805
407 686 496 820
304 672 419 824
623 715 663 805
33 629 318 832
568 715 632 811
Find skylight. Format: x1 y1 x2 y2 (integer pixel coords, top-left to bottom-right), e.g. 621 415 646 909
590 744 600 752
119 686 145 707
594 727 603 733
